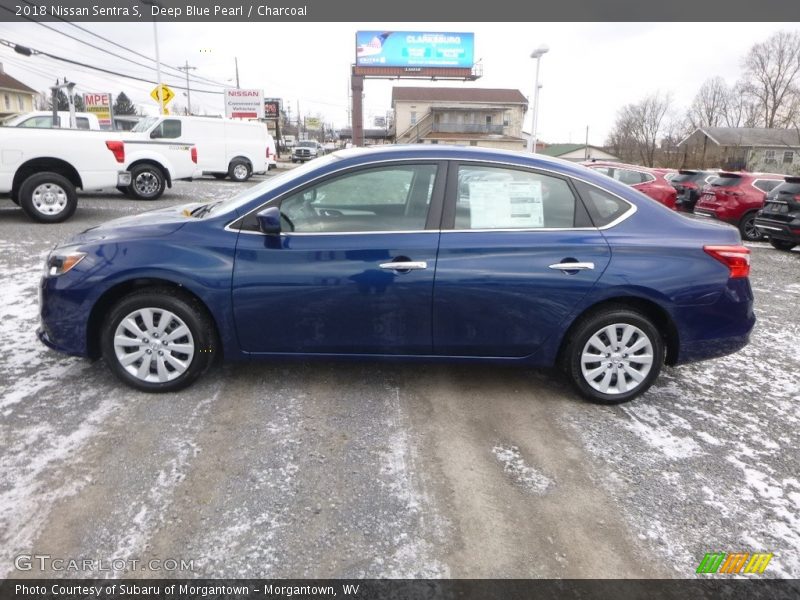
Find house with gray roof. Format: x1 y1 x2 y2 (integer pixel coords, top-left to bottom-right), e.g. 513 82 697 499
538 143 619 162
678 127 800 174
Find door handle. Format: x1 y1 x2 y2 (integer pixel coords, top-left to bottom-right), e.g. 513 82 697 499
548 262 595 271
379 261 428 271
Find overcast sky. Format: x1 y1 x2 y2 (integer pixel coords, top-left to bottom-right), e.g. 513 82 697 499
1 21 799 144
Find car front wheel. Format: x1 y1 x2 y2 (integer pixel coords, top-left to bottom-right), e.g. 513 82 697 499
101 289 217 392
564 307 664 404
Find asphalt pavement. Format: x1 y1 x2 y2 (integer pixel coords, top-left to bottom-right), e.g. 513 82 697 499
0 172 798 579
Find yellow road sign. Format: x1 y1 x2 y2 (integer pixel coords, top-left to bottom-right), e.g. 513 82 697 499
150 84 175 105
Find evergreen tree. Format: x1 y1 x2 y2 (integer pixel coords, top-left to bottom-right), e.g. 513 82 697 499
72 94 85 111
113 92 137 115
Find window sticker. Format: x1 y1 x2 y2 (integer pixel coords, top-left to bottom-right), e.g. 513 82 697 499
467 180 544 228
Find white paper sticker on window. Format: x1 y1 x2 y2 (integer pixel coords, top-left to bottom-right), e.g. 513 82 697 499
468 180 543 228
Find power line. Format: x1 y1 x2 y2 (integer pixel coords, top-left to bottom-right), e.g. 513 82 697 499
0 36 225 95
8 1 230 89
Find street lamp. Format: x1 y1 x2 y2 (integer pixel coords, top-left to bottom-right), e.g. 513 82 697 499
527 44 549 154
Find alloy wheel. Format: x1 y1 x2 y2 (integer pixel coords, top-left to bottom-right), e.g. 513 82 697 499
580 323 654 395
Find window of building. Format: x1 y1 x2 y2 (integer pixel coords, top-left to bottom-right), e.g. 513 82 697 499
764 149 776 165
784 151 794 164
17 95 24 111
3 94 9 110
410 111 417 125
503 111 510 127
485 115 492 125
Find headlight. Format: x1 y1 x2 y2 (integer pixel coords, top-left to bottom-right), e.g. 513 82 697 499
45 251 87 277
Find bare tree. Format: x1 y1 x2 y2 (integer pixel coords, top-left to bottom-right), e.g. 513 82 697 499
741 30 800 128
722 81 760 128
688 77 729 128
606 92 672 167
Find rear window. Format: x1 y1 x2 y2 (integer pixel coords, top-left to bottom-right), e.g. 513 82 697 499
770 181 800 197
709 175 742 187
671 171 705 183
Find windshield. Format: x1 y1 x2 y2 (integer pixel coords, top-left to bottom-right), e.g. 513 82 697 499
131 117 159 132
205 153 342 217
298 141 316 147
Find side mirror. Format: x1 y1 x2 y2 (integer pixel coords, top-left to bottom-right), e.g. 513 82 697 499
150 127 161 139
256 206 281 235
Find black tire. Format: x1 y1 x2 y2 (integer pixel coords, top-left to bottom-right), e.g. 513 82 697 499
228 159 252 182
769 238 796 251
212 173 228 180
562 307 664 404
128 163 166 200
739 212 764 242
18 172 78 223
292 159 298 164
100 288 217 393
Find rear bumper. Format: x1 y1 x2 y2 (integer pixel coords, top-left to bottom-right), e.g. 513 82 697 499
754 216 800 243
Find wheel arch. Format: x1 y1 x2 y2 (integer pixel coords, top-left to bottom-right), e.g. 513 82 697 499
12 158 82 194
86 278 219 359
557 296 680 368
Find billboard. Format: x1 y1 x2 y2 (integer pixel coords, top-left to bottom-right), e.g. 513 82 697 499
83 92 112 129
356 31 474 69
264 99 281 119
224 88 264 119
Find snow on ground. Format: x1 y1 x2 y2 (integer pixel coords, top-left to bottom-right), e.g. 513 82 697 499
562 246 800 578
491 444 554 494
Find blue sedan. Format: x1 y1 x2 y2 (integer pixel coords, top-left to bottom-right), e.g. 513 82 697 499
38 146 755 403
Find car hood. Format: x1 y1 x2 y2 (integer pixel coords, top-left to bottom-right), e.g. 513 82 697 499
64 203 203 247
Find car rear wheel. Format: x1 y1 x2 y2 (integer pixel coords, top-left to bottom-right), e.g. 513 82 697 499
128 164 166 200
228 159 252 182
769 238 796 251
739 212 764 242
101 289 217 392
18 172 78 223
564 307 664 404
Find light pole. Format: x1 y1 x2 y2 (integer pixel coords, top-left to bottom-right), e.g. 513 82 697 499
527 45 549 154
140 0 164 114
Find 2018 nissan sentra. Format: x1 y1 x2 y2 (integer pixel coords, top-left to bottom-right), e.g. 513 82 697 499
38 146 755 403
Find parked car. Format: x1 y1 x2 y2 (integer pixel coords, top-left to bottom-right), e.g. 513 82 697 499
2 110 101 130
754 176 800 250
670 169 718 213
292 140 325 163
131 116 268 183
38 146 755 404
694 171 784 241
0 127 130 222
583 161 677 209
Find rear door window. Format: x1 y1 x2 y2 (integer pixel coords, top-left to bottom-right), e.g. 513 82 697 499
574 180 632 227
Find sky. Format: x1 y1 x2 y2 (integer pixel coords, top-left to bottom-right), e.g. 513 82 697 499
1 21 799 144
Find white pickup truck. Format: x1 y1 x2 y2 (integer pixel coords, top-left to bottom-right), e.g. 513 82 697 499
0 128 131 223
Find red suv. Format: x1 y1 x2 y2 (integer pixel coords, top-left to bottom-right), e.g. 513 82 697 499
584 161 677 209
694 172 784 241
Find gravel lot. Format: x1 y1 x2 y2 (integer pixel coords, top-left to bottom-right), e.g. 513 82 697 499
0 172 798 579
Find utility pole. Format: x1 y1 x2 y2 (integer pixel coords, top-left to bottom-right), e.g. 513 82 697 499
177 60 197 115
234 57 240 89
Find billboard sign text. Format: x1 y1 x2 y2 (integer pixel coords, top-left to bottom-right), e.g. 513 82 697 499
224 88 264 119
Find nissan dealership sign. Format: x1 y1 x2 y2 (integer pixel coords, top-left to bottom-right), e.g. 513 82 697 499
224 88 264 119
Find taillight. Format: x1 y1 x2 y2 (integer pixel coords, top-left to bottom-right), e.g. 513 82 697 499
703 245 751 279
105 141 125 163
190 147 197 164
266 146 271 159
